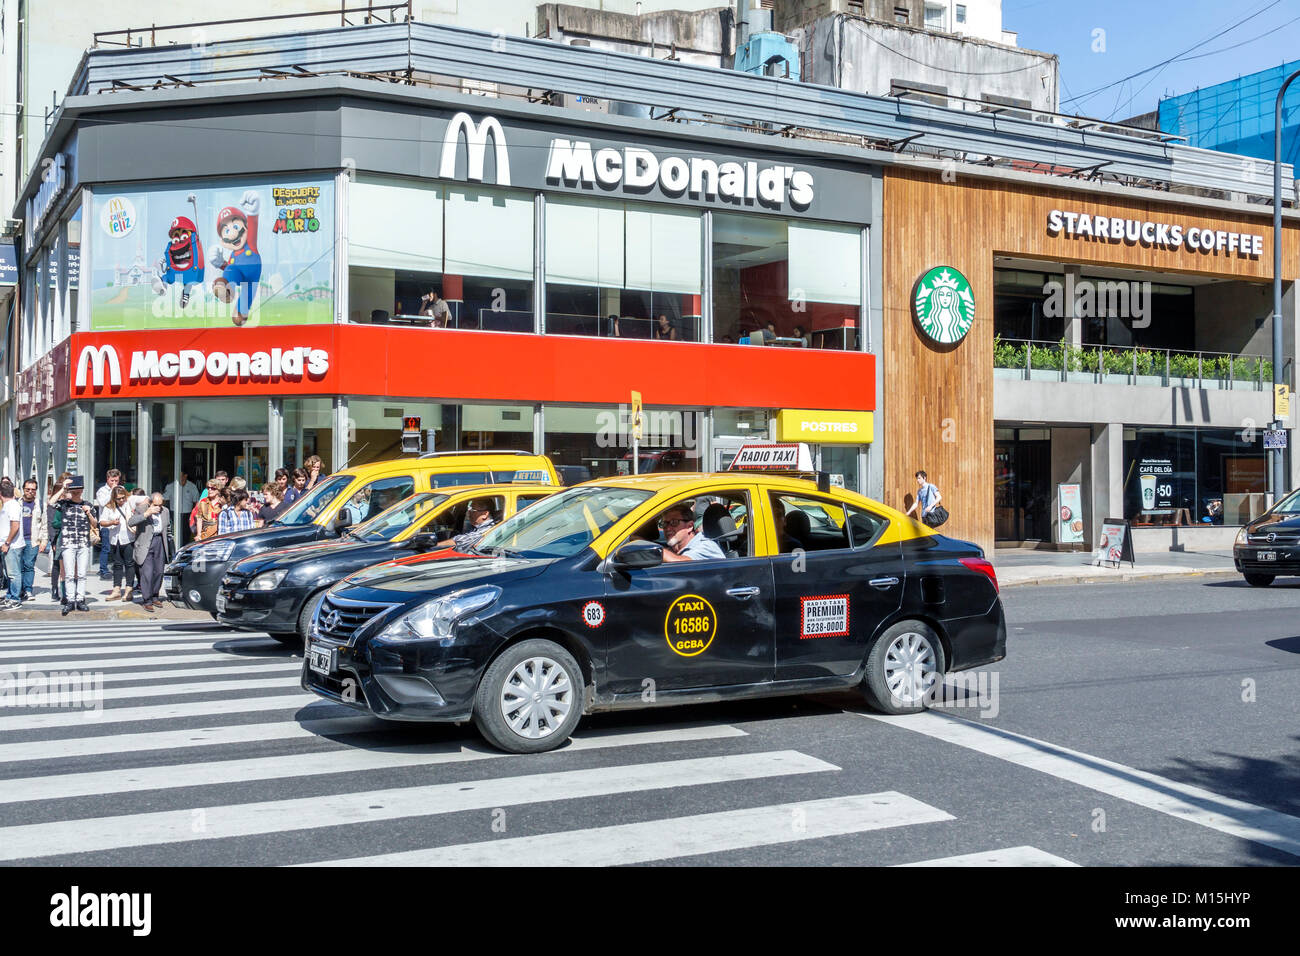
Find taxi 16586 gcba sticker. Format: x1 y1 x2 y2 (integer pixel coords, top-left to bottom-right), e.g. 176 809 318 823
664 594 717 656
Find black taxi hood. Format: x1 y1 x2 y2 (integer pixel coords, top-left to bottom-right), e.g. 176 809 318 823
233 536 386 575
336 554 550 599
1247 511 1300 533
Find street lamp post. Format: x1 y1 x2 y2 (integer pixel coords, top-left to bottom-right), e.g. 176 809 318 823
1272 69 1300 500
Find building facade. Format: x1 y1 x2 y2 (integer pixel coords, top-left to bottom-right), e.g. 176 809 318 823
11 18 1299 558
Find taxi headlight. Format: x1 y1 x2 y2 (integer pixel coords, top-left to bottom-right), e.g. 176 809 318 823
1235 526 1249 546
247 569 288 591
378 586 501 643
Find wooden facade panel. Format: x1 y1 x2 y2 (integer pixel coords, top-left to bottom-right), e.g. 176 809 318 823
882 167 1300 555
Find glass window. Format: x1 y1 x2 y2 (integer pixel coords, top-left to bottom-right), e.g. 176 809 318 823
445 185 534 332
545 404 701 480
924 4 945 29
478 485 655 558
346 399 535 464
820 445 862 494
282 398 335 472
545 197 702 341
276 474 352 525
771 493 849 552
93 402 139 487
430 472 492 488
956 4 967 24
353 492 447 541
337 475 416 526
846 503 889 548
712 213 859 350
1123 427 1266 525
179 399 267 438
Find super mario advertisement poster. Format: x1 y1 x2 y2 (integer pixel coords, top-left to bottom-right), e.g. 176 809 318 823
90 178 334 329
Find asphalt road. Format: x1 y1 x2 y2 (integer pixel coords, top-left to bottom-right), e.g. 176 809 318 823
0 573 1296 866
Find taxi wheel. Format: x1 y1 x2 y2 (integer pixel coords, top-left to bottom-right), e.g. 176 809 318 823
298 589 329 640
473 640 584 754
1244 573 1275 588
862 621 945 716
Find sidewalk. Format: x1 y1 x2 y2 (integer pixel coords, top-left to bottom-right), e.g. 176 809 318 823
0 578 210 622
993 547 1239 587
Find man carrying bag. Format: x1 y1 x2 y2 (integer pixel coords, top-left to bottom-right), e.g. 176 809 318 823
906 469 949 528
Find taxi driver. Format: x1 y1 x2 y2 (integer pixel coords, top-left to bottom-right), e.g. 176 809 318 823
658 503 725 562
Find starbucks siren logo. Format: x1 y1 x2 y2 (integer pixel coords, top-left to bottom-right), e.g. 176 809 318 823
914 266 975 344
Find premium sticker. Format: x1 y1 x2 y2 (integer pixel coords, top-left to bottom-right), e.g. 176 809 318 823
800 594 849 639
664 594 717 657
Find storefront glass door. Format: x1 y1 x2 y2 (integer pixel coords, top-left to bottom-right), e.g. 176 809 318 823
995 429 1050 544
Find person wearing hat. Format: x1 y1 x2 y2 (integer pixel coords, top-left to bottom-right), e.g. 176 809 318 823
209 190 261 326
48 476 98 614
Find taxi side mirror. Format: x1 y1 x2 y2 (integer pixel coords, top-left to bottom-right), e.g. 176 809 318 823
328 514 352 536
601 540 664 573
408 532 438 551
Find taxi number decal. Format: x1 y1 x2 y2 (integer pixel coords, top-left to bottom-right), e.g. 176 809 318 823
800 594 849 639
664 594 717 657
581 601 606 628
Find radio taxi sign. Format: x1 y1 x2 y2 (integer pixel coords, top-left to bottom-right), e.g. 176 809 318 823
728 442 815 471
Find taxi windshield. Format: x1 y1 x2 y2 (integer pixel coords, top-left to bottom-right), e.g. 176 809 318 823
274 475 352 526
1273 489 1300 515
349 492 447 542
476 486 653 559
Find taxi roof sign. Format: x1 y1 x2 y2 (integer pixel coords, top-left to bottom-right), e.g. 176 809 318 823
728 442 815 472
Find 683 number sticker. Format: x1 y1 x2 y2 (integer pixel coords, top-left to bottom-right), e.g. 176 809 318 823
664 594 717 657
581 601 606 628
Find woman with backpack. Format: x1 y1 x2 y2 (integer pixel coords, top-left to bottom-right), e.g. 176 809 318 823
906 469 949 528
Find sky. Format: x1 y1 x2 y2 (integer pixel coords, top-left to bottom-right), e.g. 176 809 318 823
1003 0 1300 121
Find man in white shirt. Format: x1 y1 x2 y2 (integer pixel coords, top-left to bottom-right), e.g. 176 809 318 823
164 471 200 544
0 479 26 608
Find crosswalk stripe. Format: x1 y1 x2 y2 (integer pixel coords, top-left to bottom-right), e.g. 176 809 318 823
1 675 299 706
0 750 835 861
6 661 301 687
0 723 748 804
3 651 296 672
859 711 1300 859
0 693 325 731
895 846 1078 867
295 791 951 867
0 633 242 648
0 639 278 661
0 716 377 765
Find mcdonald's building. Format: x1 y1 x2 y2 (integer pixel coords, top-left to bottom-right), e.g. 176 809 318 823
11 29 1300 557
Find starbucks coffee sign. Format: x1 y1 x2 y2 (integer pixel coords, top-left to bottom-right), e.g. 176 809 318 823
913 266 974 345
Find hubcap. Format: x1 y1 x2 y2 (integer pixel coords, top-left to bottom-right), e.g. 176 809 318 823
883 631 937 705
500 656 573 739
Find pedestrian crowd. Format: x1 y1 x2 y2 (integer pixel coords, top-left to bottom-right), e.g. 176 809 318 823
0 456 326 613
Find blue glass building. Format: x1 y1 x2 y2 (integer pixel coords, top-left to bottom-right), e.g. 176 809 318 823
1158 60 1300 166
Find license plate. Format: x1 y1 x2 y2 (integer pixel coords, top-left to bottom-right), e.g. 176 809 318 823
1259 551 1277 562
215 592 227 613
163 575 177 593
307 642 335 676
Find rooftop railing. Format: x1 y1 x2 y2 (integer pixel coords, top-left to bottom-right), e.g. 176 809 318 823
993 336 1282 391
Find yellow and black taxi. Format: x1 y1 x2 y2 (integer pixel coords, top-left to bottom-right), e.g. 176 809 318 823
302 444 1006 754
1233 487 1300 586
216 484 556 645
163 451 559 616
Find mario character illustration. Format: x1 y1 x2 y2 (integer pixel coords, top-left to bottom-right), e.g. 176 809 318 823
209 189 261 326
151 193 204 308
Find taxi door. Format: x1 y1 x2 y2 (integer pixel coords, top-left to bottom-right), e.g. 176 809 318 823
601 487 775 695
768 493 904 680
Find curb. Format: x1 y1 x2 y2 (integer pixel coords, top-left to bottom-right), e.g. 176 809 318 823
1000 569 1238 588
0 603 211 622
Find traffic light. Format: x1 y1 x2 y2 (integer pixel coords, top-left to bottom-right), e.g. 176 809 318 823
401 416 422 454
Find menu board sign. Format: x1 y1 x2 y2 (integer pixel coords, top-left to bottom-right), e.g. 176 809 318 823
1058 483 1084 544
1137 458 1175 512
1095 518 1135 568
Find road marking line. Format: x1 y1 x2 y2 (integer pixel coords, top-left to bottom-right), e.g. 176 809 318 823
6 650 292 672
0 639 278 661
297 791 950 867
0 676 299 707
0 723 747 804
0 716 377 765
0 633 240 648
895 846 1078 867
5 662 301 687
859 712 1300 859
0 750 835 861
0 693 325 731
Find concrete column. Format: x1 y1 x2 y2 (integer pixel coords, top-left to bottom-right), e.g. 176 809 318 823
332 396 349 472
268 398 285 474
1050 426 1091 548
1064 264 1082 348
1090 423 1124 543
137 402 152 492
75 402 95 485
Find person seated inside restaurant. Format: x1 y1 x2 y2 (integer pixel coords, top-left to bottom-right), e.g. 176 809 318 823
419 289 451 327
658 502 725 562
653 314 679 340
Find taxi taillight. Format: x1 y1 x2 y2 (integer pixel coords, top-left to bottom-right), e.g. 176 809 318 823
959 557 999 594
